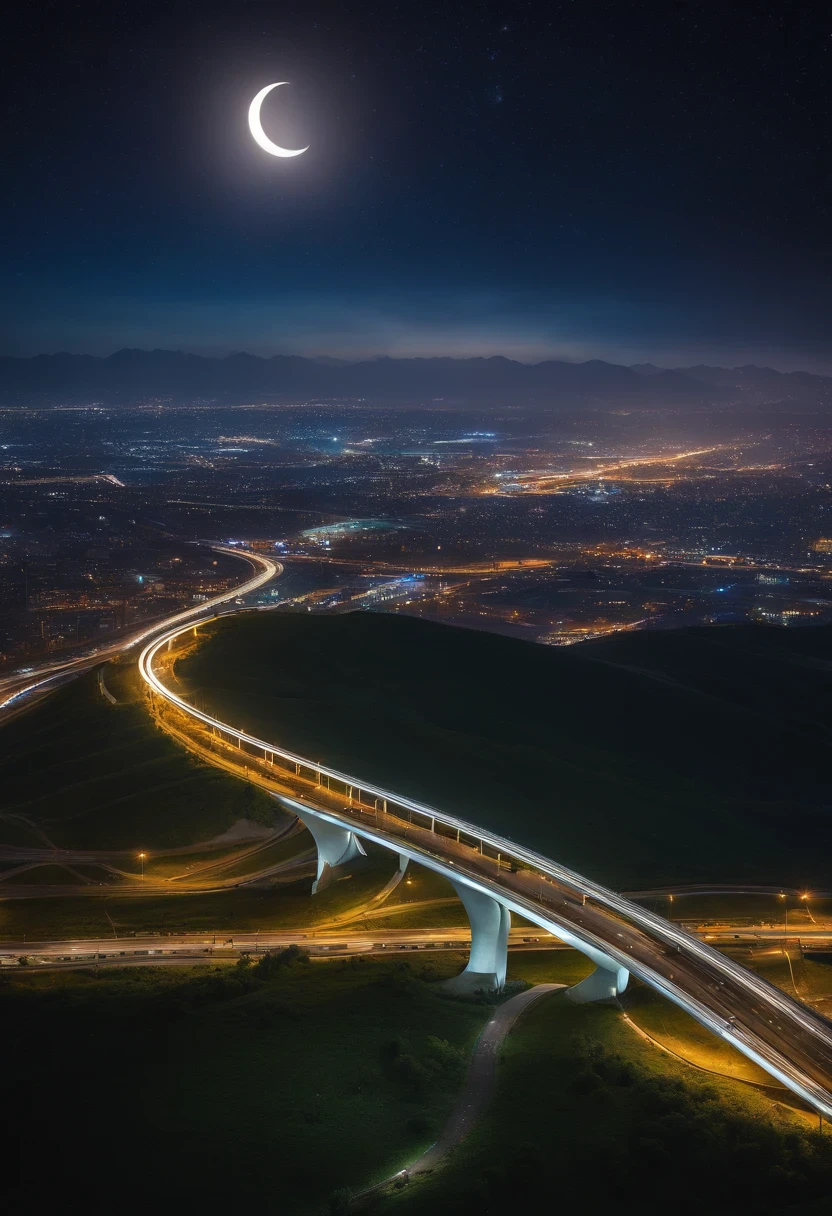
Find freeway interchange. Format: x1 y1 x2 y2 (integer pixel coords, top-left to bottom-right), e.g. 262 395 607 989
139 606 832 1119
4 542 832 1122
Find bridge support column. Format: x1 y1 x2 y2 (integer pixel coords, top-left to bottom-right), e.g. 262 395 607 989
292 805 366 894
567 958 629 1004
442 881 510 995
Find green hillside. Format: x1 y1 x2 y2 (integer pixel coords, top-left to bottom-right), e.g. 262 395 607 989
180 613 832 890
3 954 825 1216
0 662 276 851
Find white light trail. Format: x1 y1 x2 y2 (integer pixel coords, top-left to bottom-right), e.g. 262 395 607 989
0 547 280 712
139 607 832 1118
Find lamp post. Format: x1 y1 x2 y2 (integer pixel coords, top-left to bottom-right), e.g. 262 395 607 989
138 852 146 879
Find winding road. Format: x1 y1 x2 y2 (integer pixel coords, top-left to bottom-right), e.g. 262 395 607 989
138 607 832 1119
0 545 280 719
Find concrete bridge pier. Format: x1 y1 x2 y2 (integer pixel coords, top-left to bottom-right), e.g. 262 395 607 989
292 804 366 894
442 880 510 995
567 958 629 1004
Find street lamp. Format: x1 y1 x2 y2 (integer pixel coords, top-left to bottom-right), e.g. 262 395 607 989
138 852 146 879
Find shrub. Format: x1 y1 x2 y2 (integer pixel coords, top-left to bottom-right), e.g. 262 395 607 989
406 1114 435 1137
254 944 310 978
392 1053 430 1090
424 1036 467 1086
381 1035 411 1062
328 1187 353 1214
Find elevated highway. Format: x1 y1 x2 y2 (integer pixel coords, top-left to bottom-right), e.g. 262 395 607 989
139 612 832 1118
0 546 280 716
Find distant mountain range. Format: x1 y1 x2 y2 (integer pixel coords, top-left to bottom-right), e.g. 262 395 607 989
1 348 831 406
632 362 832 403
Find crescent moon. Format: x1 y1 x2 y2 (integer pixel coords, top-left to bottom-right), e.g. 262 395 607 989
248 83 309 158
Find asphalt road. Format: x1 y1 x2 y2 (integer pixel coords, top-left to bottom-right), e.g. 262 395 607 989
0 545 280 720
0 924 558 965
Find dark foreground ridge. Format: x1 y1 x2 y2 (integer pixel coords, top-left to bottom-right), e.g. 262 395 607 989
182 612 832 890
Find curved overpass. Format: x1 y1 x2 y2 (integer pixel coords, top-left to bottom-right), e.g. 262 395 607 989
139 612 832 1119
0 546 280 714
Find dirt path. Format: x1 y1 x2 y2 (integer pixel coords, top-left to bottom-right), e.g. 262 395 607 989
356 982 563 1206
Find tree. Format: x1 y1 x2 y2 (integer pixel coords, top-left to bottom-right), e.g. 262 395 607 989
328 1186 353 1214
254 944 310 978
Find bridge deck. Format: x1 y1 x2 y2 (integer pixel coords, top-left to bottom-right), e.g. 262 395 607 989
140 616 832 1118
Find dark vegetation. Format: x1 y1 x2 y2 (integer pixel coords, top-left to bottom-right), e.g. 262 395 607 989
0 662 276 850
0 953 488 1216
182 612 832 888
2 953 829 1216
382 997 832 1216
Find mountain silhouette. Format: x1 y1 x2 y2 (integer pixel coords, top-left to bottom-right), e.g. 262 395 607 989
634 362 832 405
0 349 725 405
2 348 830 405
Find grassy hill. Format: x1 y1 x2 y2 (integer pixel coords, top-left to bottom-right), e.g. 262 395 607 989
180 613 832 890
3 953 827 1216
381 990 832 1216
0 953 489 1215
0 661 277 851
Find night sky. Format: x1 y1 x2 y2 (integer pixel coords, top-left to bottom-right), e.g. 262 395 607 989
3 2 830 369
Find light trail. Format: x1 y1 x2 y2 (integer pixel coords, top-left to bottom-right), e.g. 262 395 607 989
139 611 832 1118
0 926 553 962
0 547 280 712
0 473 126 487
483 444 732 495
